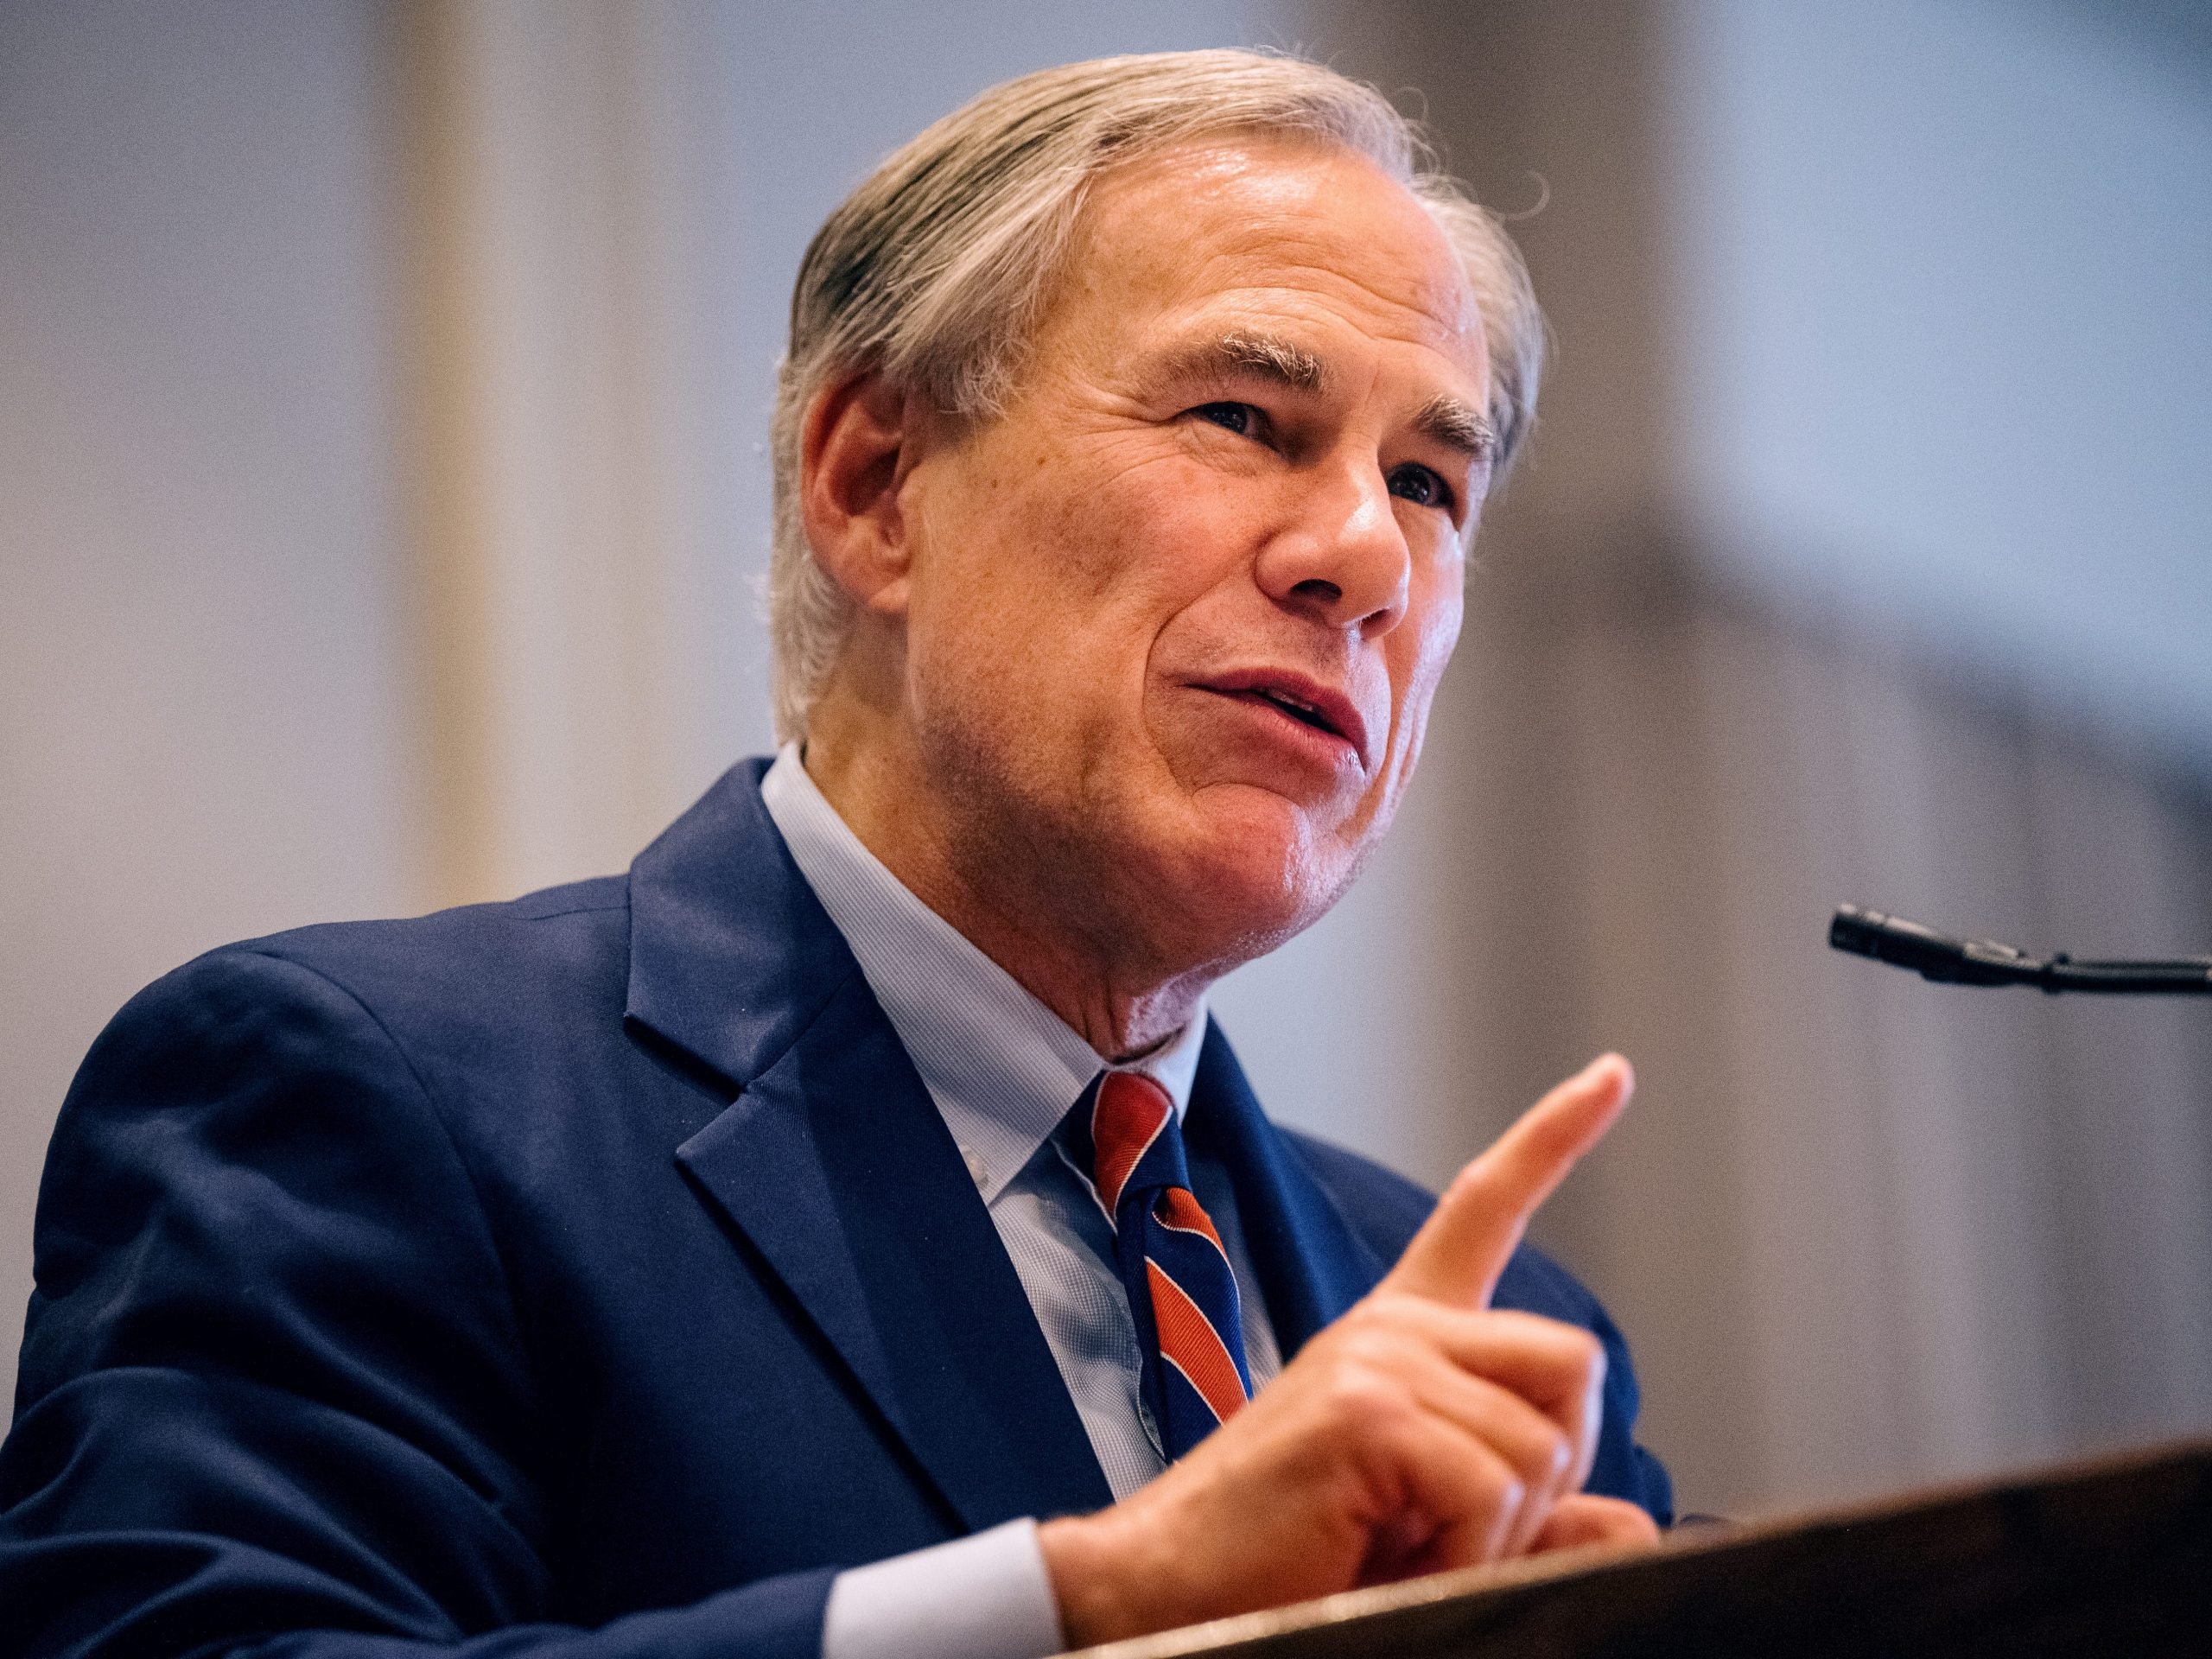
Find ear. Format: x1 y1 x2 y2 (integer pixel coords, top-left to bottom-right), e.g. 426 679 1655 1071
799 370 926 617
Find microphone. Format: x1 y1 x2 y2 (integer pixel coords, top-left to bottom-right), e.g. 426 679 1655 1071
1828 906 2212 995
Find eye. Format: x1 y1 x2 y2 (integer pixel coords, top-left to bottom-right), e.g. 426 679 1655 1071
1386 463 1452 512
1192 402 1257 437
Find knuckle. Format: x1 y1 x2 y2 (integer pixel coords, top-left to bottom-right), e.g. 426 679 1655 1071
1323 1365 1389 1414
1351 1290 1420 1328
1550 1324 1604 1383
1503 1418 1569 1488
1333 1325 1407 1372
1322 1364 1409 1429
1479 1464 1525 1516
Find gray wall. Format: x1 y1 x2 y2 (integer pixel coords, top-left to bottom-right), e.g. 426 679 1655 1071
1 0 410 1407
1673 0 2212 761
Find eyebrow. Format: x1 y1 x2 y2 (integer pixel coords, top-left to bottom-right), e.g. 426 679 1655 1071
1163 330 1495 461
1164 330 1326 394
1412 393 1497 463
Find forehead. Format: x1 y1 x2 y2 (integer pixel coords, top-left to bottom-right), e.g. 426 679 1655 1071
1043 136 1487 392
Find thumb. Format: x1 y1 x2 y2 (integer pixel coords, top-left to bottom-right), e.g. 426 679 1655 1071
1382 1053 1634 1307
1529 1492 1662 1556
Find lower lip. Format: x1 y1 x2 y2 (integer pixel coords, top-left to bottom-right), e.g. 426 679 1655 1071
1198 688 1363 773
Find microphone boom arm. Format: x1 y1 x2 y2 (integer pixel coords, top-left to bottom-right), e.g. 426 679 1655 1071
1829 906 2212 995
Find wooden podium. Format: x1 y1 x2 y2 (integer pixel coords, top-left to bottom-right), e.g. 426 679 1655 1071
1071 1439 2212 1658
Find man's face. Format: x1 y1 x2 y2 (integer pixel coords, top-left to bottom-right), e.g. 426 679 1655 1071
893 136 1489 970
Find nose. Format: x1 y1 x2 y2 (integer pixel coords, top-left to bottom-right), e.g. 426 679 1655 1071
1253 459 1411 639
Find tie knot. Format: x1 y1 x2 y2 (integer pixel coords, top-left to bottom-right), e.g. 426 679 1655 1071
1089 1069 1187 1214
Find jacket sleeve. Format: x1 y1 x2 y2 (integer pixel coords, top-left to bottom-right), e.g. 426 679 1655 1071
0 949 834 1659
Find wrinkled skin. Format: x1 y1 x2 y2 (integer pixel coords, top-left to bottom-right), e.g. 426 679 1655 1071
800 136 1484 1056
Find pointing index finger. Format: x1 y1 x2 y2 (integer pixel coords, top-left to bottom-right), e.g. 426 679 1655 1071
1382 1054 1634 1308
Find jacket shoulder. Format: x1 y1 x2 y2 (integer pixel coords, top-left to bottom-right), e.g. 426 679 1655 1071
224 874 632 990
126 875 636 1067
1276 1128 1610 1328
1276 1127 1436 1262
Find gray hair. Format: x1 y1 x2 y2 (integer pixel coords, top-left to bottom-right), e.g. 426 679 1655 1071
767 49 1542 743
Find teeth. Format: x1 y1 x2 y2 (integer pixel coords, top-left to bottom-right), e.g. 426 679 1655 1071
1258 689 1329 729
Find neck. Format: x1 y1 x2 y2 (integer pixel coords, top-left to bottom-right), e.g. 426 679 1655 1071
798 711 1212 1060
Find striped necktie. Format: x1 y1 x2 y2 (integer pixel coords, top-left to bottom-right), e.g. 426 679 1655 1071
1078 1069 1254 1460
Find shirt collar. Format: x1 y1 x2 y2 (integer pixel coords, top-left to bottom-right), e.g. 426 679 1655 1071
760 744 1206 1201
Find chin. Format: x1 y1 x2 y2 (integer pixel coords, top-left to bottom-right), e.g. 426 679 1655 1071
1143 782 1362 962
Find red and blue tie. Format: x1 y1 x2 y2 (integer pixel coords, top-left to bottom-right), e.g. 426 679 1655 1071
1078 1070 1253 1460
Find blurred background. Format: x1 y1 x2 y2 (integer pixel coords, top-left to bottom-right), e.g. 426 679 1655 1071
5 0 2210 1521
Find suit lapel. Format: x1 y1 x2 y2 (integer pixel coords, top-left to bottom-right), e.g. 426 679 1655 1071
627 762 1113 1529
1185 1022 1388 1357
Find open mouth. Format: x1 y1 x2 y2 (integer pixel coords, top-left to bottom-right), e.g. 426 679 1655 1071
1244 686 1343 739
1196 671 1369 766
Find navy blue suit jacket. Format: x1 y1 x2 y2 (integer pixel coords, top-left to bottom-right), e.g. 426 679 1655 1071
1 760 1669 1659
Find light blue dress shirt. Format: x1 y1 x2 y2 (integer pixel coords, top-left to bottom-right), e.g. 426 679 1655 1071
759 746 1282 1659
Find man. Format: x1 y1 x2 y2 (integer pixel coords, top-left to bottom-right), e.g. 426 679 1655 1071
0 50 1669 1659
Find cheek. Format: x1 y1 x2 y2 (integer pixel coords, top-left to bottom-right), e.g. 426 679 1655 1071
919 434 1197 630
1406 588 1463 718
899 483 1173 771
1376 580 1464 779
906 472 1083 680
902 426 1280 805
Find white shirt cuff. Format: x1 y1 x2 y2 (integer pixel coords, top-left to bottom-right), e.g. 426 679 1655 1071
821 1516 1066 1659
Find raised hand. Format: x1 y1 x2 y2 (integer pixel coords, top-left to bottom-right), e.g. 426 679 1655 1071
1039 1054 1660 1647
